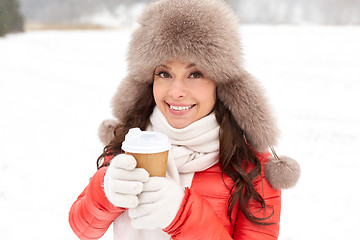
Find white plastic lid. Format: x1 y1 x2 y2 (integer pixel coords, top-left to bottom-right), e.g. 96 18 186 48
122 128 171 154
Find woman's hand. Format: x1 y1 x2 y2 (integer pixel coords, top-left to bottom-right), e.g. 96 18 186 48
104 154 149 208
128 177 184 229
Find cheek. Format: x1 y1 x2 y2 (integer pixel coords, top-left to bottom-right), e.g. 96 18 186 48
192 82 216 116
200 82 216 107
205 90 217 111
153 80 165 105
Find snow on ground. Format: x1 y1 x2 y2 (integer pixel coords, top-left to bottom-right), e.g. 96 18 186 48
0 25 359 239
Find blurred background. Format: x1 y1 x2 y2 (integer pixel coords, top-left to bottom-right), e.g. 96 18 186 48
1 0 360 240
1 0 360 35
19 0 360 25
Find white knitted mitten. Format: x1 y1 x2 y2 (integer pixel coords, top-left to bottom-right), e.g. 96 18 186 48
128 177 184 229
104 154 149 208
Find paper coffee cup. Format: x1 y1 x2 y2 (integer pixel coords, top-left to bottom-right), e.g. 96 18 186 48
122 128 171 177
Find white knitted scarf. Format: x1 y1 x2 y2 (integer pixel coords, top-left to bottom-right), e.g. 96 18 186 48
113 107 220 240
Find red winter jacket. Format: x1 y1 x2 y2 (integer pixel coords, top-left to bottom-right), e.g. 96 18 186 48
69 152 281 239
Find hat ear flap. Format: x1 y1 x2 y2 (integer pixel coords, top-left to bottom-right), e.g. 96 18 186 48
98 75 153 145
111 75 153 122
217 71 278 152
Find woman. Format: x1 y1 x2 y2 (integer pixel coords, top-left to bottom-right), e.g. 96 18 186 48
69 0 300 239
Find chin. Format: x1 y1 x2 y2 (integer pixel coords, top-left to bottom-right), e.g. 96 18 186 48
168 119 192 129
169 122 189 129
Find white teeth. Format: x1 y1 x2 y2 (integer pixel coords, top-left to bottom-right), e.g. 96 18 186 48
170 105 193 111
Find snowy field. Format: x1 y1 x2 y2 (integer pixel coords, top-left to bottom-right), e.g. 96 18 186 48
0 25 359 239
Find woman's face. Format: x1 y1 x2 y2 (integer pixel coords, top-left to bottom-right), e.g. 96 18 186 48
153 61 217 129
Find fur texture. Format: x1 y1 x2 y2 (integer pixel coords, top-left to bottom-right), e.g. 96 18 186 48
265 156 301 189
98 119 119 145
109 0 277 152
98 0 300 189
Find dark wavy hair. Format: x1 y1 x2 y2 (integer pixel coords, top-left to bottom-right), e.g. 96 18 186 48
97 82 273 225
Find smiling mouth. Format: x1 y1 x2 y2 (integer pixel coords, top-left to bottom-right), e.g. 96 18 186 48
168 104 196 111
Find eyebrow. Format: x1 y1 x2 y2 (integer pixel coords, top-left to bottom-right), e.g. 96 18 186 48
157 64 169 69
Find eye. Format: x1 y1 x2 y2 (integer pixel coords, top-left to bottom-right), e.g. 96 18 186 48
155 71 171 78
189 71 203 79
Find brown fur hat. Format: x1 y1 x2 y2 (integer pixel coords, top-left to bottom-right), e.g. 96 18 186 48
99 0 300 189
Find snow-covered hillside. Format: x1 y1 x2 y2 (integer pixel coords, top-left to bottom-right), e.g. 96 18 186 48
0 25 359 239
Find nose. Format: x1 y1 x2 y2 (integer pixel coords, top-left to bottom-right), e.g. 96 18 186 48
169 77 187 99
